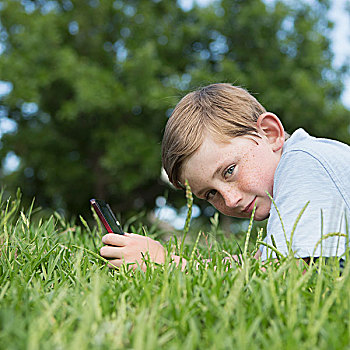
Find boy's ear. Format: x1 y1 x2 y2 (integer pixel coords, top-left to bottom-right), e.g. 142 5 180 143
256 112 285 152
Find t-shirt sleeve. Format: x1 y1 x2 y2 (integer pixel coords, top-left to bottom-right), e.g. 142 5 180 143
261 150 348 261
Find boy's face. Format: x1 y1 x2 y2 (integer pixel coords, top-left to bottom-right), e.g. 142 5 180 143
180 131 282 221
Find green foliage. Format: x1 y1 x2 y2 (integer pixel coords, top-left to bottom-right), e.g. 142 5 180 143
0 0 349 218
1 191 350 349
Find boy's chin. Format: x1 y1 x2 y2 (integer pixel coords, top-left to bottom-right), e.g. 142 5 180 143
253 207 270 221
254 212 270 221
243 209 270 221
221 207 270 221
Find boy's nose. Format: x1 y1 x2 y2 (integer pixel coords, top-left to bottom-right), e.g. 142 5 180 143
221 187 242 209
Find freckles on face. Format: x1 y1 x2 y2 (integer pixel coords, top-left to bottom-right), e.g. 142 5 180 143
238 145 275 196
180 133 280 220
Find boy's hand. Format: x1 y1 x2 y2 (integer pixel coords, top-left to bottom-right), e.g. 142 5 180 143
100 233 165 271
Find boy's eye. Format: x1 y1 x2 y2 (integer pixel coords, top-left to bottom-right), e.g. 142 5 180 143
205 189 217 201
224 165 235 178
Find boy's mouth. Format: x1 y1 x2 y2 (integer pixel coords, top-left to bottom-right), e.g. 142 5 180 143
243 197 257 214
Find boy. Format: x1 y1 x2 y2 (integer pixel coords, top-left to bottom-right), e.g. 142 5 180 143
100 83 350 269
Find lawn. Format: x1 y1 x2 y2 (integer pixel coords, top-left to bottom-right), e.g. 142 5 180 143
0 191 349 350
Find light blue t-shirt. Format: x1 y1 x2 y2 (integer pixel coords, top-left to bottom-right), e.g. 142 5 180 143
261 128 350 261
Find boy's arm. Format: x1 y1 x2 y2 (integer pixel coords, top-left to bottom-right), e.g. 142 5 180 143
100 233 260 271
170 250 261 271
254 249 262 259
169 254 188 270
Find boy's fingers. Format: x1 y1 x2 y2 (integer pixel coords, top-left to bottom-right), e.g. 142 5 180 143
106 259 137 270
105 258 122 268
102 233 128 246
100 245 123 259
124 233 135 237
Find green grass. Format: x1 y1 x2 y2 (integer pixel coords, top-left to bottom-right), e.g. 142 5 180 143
1 191 349 350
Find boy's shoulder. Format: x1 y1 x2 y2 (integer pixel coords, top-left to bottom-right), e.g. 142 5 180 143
282 128 350 162
279 128 350 180
264 129 350 261
275 128 350 207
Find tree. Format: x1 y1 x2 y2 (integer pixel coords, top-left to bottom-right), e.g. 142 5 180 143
188 0 350 140
0 0 349 218
0 0 203 217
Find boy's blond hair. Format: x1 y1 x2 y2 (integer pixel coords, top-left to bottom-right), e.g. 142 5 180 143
161 83 267 188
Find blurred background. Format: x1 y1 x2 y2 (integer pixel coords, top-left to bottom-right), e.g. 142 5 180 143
0 0 349 232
